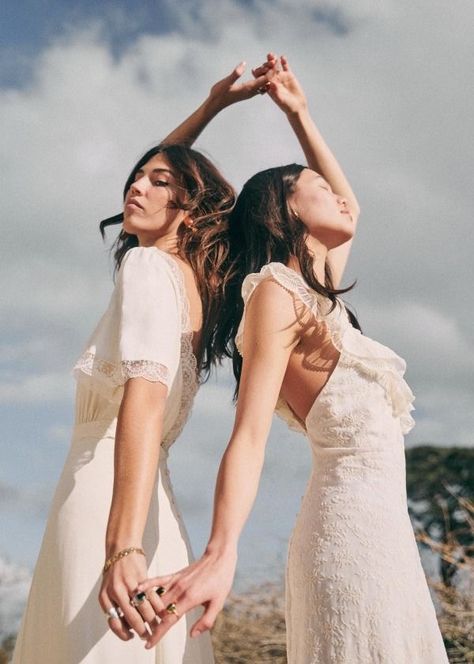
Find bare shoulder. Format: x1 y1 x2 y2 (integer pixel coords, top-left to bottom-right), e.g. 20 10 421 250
245 277 308 341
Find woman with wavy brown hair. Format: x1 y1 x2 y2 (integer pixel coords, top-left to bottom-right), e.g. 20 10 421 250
138 54 449 663
11 64 268 664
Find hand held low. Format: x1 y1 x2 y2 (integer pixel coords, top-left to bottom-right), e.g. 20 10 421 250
136 547 238 649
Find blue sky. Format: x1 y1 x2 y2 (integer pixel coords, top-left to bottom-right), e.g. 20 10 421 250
1 0 473 634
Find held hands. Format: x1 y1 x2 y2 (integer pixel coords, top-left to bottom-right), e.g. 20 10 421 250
99 549 169 643
252 52 308 116
136 547 237 650
206 61 271 112
206 53 307 117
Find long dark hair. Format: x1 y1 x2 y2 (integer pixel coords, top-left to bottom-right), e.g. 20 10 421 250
99 144 236 379
214 164 361 392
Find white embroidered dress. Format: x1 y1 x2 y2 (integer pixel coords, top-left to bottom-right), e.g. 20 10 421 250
12 247 214 664
236 263 448 664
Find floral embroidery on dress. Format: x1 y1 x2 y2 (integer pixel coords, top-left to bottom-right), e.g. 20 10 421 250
236 262 415 436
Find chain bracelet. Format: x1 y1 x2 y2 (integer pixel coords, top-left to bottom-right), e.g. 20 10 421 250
102 547 146 575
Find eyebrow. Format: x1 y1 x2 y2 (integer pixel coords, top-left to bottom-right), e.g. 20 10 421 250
136 167 176 179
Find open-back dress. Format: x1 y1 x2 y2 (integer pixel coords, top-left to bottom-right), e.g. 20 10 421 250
235 262 448 664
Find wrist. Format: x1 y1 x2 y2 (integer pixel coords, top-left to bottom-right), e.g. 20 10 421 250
202 95 225 118
285 103 310 120
204 540 238 561
106 538 143 559
103 546 146 575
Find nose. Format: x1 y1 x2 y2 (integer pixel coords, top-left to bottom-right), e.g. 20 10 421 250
130 175 148 195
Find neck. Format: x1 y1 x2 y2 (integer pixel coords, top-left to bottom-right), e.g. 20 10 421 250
287 237 328 284
137 232 179 254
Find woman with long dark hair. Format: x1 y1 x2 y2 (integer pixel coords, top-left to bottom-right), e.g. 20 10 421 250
12 64 268 663
139 54 449 662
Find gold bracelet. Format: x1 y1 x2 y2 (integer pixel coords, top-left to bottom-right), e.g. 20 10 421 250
103 547 146 575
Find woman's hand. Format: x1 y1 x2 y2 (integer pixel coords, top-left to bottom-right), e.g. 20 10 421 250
252 53 308 116
136 547 238 650
206 61 271 113
98 551 167 643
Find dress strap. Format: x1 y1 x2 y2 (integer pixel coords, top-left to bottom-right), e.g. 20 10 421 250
236 262 322 353
242 262 318 313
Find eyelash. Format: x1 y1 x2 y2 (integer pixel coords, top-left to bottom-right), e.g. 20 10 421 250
153 180 169 187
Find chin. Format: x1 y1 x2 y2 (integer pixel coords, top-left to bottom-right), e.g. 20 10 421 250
123 215 144 235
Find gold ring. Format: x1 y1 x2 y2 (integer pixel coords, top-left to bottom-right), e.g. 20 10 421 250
166 602 179 618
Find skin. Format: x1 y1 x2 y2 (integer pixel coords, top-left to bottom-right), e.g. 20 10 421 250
98 63 269 642
136 54 361 650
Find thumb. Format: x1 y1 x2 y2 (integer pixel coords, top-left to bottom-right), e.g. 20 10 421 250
190 601 221 638
229 61 246 83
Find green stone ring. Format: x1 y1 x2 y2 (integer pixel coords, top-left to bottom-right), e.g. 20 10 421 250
130 591 147 607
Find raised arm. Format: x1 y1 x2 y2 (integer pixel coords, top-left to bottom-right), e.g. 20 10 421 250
162 62 270 147
137 280 302 649
258 53 361 288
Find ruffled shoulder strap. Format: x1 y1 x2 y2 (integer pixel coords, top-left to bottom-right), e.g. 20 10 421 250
242 262 318 312
236 263 320 353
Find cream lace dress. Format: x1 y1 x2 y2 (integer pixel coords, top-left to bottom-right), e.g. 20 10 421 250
236 263 448 664
12 247 214 664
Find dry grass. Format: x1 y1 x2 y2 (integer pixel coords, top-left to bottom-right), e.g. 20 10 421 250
211 582 287 664
418 497 474 663
2 501 472 663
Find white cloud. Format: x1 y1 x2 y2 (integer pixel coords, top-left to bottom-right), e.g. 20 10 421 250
0 371 73 404
1 1 473 437
0 557 31 641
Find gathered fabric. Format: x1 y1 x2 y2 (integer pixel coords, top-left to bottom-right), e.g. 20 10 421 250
12 247 213 664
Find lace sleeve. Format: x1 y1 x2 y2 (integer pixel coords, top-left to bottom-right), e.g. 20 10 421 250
73 247 182 402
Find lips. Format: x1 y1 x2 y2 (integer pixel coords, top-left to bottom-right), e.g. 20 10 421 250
127 198 144 210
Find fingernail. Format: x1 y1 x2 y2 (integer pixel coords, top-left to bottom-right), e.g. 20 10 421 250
192 630 201 638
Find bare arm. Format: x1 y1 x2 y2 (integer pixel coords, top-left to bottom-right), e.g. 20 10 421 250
261 54 361 288
162 62 270 147
138 281 302 648
98 378 168 643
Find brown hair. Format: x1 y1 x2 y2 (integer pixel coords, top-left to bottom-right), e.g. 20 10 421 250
214 164 361 395
99 144 236 379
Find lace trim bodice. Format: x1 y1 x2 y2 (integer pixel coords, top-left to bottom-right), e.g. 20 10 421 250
236 262 415 435
160 252 198 447
73 247 198 449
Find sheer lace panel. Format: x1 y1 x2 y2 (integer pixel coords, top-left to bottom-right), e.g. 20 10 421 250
74 351 170 386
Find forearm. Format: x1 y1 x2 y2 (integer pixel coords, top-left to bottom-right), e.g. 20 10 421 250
288 108 360 216
205 434 266 555
105 381 166 556
162 97 221 147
